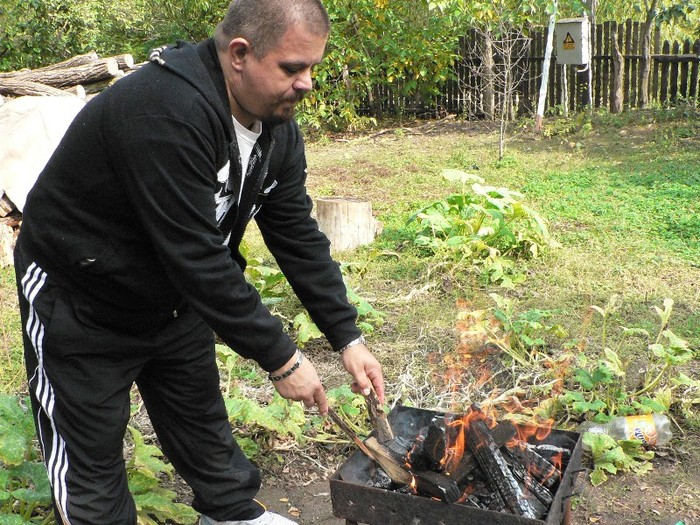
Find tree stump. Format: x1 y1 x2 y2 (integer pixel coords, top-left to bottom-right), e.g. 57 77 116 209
0 220 15 268
315 197 380 252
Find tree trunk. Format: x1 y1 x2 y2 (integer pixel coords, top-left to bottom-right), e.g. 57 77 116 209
535 4 557 134
482 31 495 120
611 23 624 113
639 0 659 108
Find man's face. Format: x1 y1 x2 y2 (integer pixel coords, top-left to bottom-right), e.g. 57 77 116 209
231 24 327 126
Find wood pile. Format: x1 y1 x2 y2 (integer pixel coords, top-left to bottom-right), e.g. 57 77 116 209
0 52 140 266
0 52 138 101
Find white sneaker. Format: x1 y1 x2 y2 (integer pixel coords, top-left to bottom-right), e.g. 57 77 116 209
199 511 298 525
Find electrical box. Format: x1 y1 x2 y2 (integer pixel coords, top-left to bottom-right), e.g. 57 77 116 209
555 16 590 65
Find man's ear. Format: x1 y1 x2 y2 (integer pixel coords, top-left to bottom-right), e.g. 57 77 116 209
228 38 250 71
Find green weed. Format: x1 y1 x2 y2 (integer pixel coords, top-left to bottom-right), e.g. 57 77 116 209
406 169 555 287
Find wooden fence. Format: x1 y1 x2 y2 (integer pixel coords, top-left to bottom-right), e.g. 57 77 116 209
370 19 700 118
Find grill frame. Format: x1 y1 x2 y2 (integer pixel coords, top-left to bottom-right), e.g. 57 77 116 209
330 406 582 525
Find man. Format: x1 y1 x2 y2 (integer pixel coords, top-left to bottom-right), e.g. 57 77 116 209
14 0 384 524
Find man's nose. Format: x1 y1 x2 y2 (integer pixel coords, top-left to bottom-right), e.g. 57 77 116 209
293 69 313 92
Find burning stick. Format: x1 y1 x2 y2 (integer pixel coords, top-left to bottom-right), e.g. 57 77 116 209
465 412 537 518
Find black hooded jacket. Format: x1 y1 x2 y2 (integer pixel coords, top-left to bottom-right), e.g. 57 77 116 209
17 38 360 372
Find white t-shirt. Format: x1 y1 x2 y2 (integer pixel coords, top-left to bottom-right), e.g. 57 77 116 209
232 116 262 178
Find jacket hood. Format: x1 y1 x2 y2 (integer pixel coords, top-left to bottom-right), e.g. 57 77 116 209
149 39 233 143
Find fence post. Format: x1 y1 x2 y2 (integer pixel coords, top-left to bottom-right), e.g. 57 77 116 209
690 39 700 104
611 22 624 113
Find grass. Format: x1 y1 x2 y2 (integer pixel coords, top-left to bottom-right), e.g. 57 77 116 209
299 107 700 423
1 105 699 450
0 265 23 393
1 106 699 524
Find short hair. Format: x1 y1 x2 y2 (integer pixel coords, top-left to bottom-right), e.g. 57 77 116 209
215 0 330 57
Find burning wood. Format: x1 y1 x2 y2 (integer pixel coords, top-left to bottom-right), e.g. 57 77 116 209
408 424 445 471
447 420 517 484
506 440 561 490
465 412 537 518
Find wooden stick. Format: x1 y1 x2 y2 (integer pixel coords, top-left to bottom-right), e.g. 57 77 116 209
364 437 413 486
365 388 393 443
327 407 373 458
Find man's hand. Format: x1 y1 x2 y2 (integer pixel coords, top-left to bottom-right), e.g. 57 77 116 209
341 343 385 404
271 352 329 415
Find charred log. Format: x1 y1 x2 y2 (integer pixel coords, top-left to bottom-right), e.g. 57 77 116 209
507 440 561 490
466 416 537 518
448 420 517 484
412 470 461 503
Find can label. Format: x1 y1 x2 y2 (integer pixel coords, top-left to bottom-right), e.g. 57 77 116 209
624 415 657 445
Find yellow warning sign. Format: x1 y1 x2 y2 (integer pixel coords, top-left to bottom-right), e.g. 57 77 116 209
563 32 575 50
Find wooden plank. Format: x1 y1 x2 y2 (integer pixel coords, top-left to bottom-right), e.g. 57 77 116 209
364 437 413 486
690 39 700 102
652 29 661 103
594 21 604 107
660 40 671 104
670 41 680 102
602 21 610 108
680 40 690 98
619 18 632 107
631 20 640 107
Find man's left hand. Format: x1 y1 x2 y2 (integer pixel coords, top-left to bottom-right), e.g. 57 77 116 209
341 344 385 404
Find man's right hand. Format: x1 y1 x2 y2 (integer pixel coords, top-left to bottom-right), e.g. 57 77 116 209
271 352 329 415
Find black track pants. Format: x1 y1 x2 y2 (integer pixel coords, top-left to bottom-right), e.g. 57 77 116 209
15 247 264 525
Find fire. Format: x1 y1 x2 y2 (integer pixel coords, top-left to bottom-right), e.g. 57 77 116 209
440 405 495 474
513 421 555 444
431 300 500 401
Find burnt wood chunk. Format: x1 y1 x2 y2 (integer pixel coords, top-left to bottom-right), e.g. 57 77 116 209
383 435 412 459
409 425 446 471
412 469 461 503
507 440 561 490
448 420 517 484
511 460 554 507
466 418 537 518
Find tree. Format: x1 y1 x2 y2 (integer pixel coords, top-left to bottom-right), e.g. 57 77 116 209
534 1 558 133
300 0 463 129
